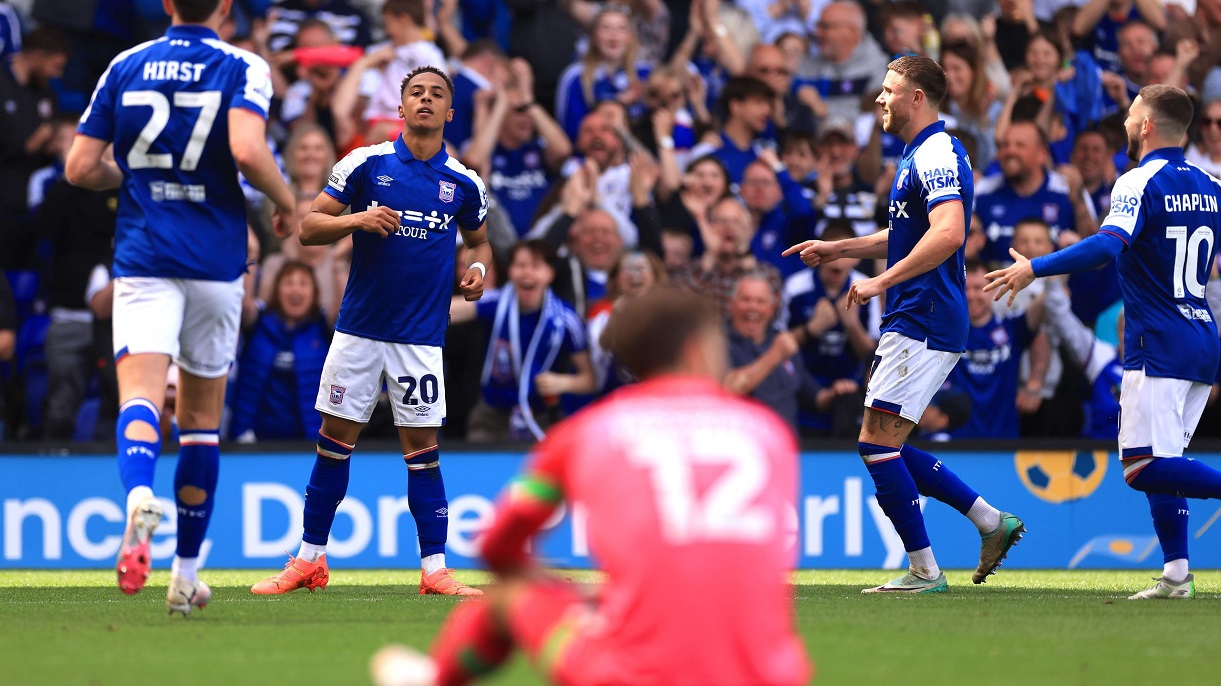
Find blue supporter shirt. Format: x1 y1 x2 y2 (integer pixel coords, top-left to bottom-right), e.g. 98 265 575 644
491 138 554 236
324 136 488 346
883 121 972 352
78 24 273 281
974 171 1075 264
449 66 489 152
1086 7 1138 75
949 313 1032 439
555 61 653 140
1096 147 1221 384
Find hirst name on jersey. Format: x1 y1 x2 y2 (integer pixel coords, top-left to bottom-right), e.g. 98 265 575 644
368 200 452 239
1163 192 1219 214
142 59 208 83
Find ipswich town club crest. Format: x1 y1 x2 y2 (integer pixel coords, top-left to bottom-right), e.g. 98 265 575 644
329 385 346 405
439 180 456 203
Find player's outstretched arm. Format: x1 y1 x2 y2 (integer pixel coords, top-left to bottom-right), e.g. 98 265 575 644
300 192 400 245
65 135 123 190
230 108 298 238
782 229 889 268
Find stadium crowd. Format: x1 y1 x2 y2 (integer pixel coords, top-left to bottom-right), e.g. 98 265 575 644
3 0 1221 445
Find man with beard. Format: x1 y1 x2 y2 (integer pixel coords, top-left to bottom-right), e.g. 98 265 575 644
987 84 1221 600
974 121 1095 265
786 55 1025 593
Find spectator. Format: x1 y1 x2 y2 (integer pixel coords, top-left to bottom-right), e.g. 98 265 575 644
1070 0 1166 76
779 130 818 191
661 226 694 270
1004 219 1062 437
564 0 672 65
267 0 371 52
993 0 1038 71
332 0 445 148
283 123 337 195
452 240 597 441
505 0 584 112
689 75 774 185
778 219 877 437
670 195 782 313
917 386 973 441
974 121 1091 264
746 43 818 136
276 19 348 140
464 58 571 238
812 118 879 239
1098 20 1159 114
738 152 815 277
230 260 332 442
659 153 731 245
0 2 21 60
1062 129 1124 327
555 4 651 140
34 121 118 439
628 65 695 197
724 271 830 430
1187 98 1221 179
0 275 15 441
879 1 931 57
0 26 69 268
668 0 747 117
939 13 1011 102
447 40 503 154
587 249 668 393
738 0 819 44
258 194 349 322
948 260 1045 439
940 40 1002 168
1042 276 1122 440
796 0 889 122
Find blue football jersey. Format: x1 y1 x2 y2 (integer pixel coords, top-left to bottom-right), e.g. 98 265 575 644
883 121 972 352
78 25 273 281
974 171 1076 264
324 136 488 346
1099 147 1221 384
949 313 1032 439
491 138 553 237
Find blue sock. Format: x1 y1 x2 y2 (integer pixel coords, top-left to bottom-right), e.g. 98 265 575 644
1129 457 1221 500
1145 492 1189 566
901 444 979 515
174 429 220 558
405 447 448 558
861 442 930 552
116 398 161 492
302 432 353 546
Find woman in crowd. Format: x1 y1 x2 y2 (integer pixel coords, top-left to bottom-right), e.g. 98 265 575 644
940 41 1002 168
230 261 332 442
556 4 653 140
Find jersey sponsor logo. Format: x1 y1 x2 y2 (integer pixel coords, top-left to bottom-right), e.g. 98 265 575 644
149 181 207 203
368 200 453 239
920 167 957 190
329 385 346 405
329 173 341 187
1177 304 1214 322
439 180 456 203
889 201 909 218
376 175 393 187
1112 194 1139 216
1042 203 1060 223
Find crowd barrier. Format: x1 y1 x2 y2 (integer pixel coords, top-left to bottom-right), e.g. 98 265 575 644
4 448 1220 570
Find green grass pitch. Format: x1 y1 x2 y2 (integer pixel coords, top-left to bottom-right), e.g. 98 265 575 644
6 569 1221 684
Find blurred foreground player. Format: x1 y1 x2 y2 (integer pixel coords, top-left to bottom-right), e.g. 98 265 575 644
66 0 297 613
987 85 1221 600
250 65 492 597
371 288 812 686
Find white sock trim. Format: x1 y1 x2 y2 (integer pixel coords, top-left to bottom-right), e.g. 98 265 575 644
298 542 326 563
966 497 1002 534
908 547 940 580
421 553 446 576
1164 558 1189 582
172 556 199 582
126 486 155 519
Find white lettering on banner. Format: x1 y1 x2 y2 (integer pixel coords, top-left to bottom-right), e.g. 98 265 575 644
4 496 206 564
65 498 124 560
377 496 412 557
868 496 925 568
844 477 862 556
328 499 373 558
243 483 303 557
447 495 497 559
4 498 61 560
804 495 839 556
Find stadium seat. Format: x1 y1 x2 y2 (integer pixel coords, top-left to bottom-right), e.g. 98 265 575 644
74 397 101 442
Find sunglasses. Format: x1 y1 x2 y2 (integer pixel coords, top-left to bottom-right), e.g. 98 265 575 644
755 66 791 76
1203 118 1221 128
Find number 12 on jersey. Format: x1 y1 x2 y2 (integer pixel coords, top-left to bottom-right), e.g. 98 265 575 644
121 90 220 171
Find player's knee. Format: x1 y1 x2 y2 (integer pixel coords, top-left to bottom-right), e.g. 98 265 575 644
177 485 208 505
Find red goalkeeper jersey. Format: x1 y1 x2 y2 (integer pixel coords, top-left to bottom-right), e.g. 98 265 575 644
482 375 811 686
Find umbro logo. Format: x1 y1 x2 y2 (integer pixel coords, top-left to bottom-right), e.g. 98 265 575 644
435 508 449 516
376 175 394 186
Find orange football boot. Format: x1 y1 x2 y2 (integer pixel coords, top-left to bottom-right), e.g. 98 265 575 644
419 568 483 596
251 554 330 595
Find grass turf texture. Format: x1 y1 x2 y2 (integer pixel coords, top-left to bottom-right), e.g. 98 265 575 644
5 570 1221 684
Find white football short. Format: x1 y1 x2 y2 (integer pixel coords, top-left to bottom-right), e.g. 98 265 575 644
863 332 962 424
1118 368 1210 479
112 276 243 379
316 331 446 427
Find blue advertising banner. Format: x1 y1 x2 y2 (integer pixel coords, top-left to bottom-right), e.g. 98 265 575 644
3 450 1221 570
